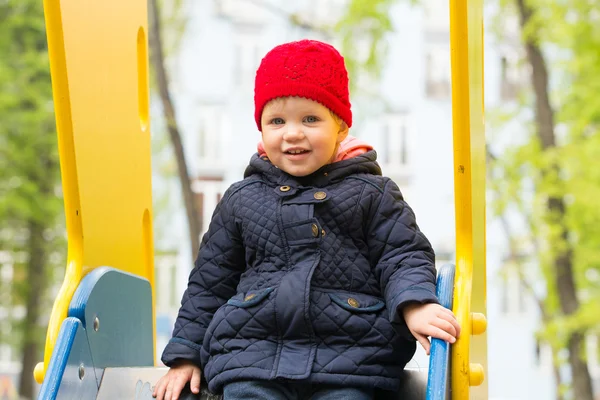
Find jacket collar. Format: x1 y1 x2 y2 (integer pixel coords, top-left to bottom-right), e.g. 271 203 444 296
243 150 382 188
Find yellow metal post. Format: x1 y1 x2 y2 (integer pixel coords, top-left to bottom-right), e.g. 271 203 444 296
449 0 488 398
35 0 155 383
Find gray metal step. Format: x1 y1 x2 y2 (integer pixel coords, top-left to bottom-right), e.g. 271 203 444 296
96 367 428 399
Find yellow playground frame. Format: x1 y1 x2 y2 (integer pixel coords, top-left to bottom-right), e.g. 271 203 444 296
35 0 156 383
448 0 488 398
36 0 487 398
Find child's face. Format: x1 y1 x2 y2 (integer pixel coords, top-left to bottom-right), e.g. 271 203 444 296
260 97 349 177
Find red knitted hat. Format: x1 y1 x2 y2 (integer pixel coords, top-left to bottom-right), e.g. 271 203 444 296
254 39 352 131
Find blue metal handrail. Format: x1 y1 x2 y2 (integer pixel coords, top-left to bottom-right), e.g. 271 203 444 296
425 263 455 400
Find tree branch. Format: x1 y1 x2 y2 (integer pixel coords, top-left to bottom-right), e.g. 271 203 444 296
148 0 201 258
514 0 593 397
487 144 563 399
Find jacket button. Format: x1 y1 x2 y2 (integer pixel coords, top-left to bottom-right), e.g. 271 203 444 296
321 229 326 236
314 191 327 200
347 298 360 308
280 185 291 192
244 293 256 301
311 223 319 237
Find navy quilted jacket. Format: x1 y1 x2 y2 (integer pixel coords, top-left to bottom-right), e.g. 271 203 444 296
162 150 438 393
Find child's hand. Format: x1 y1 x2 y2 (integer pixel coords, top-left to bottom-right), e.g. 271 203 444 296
152 360 201 400
402 303 461 355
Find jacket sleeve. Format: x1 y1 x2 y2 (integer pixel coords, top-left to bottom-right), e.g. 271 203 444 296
161 188 245 367
367 178 439 340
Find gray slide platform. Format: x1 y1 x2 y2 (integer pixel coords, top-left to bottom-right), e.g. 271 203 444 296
97 367 427 400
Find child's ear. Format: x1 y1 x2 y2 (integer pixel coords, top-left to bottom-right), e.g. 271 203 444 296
337 121 349 143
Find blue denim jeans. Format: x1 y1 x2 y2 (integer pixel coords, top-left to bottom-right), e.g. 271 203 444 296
223 380 374 400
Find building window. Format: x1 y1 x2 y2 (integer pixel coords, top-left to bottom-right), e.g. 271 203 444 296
500 263 528 315
0 344 12 364
534 337 555 373
197 104 226 162
434 248 454 269
192 180 226 235
195 192 204 235
303 0 347 26
423 0 449 33
154 254 178 311
381 112 411 169
500 50 528 101
233 25 262 86
534 338 541 365
214 0 266 23
425 46 451 99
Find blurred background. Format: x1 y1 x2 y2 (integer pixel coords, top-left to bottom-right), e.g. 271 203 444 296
1 0 599 399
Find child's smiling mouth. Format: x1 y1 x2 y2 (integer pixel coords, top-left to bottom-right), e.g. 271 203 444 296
284 147 311 156
283 148 312 160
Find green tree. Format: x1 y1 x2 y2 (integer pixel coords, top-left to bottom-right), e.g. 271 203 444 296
0 1 64 398
337 0 600 398
487 147 565 398
488 0 600 398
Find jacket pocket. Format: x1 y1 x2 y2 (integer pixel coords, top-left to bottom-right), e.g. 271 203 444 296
202 286 278 370
311 291 394 352
227 287 274 308
328 292 385 313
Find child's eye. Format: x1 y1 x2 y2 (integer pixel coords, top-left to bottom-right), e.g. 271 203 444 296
270 118 285 125
304 116 319 123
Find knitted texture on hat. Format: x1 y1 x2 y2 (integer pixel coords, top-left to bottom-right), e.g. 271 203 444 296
254 39 352 131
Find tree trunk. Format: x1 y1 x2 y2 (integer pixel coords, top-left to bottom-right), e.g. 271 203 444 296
18 142 56 399
17 218 47 399
148 0 201 258
515 0 594 398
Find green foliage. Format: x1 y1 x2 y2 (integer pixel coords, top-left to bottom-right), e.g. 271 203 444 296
0 0 64 355
334 0 397 93
487 1 600 386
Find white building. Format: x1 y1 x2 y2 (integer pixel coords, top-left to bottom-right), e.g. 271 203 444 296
151 0 598 398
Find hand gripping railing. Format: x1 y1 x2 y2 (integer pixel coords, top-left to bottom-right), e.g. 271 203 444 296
425 263 455 400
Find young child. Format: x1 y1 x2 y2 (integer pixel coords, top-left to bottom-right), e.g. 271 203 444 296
153 39 460 400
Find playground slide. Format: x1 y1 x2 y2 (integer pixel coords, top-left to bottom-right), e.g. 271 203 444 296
37 265 454 400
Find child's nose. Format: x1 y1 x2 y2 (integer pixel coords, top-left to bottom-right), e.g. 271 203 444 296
283 123 304 141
